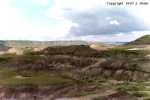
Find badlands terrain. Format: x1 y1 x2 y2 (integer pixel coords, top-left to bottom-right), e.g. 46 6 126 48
0 35 150 99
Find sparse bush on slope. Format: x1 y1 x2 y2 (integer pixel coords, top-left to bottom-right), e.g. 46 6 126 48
1 45 150 81
127 35 150 45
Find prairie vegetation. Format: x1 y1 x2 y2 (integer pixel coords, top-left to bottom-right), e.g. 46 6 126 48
0 37 150 99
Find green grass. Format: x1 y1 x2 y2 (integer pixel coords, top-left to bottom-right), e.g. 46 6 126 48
127 35 150 45
101 48 147 57
116 81 150 98
1 67 150 98
0 54 15 63
0 67 73 86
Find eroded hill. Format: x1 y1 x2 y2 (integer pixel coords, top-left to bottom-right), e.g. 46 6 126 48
128 35 150 45
0 44 150 99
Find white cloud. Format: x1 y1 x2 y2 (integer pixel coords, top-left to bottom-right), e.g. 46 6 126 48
106 17 120 25
106 17 112 20
32 0 49 6
0 0 150 41
109 20 120 25
46 0 106 20
67 31 150 42
52 0 105 11
85 31 150 42
0 0 71 40
134 6 150 27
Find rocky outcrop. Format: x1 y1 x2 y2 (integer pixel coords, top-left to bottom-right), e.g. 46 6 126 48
0 84 102 100
95 91 138 100
5 45 150 81
0 45 150 99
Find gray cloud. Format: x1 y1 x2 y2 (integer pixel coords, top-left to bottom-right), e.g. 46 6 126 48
63 8 148 36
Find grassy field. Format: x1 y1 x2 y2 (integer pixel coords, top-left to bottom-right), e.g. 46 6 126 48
0 44 150 99
1 66 150 98
0 67 73 85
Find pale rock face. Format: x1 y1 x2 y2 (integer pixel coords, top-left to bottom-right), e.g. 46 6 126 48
7 48 23 55
90 44 107 51
127 48 142 50
33 47 45 52
0 52 5 55
0 92 5 98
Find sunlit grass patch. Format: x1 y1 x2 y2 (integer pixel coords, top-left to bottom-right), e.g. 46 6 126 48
116 81 150 98
0 67 73 86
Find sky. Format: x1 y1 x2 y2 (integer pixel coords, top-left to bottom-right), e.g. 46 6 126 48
0 0 150 42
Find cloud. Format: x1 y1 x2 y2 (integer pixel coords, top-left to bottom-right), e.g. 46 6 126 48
0 0 71 40
1 0 150 42
67 8 148 36
51 0 105 11
47 0 149 38
109 20 120 25
32 0 49 6
70 31 150 42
